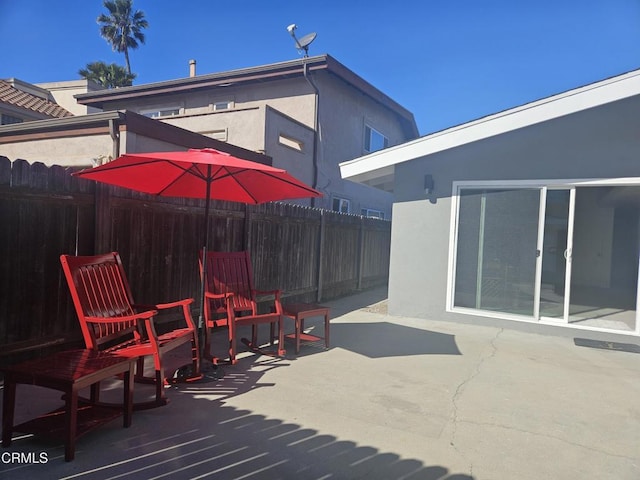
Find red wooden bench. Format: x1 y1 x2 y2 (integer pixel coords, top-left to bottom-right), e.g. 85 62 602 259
60 252 200 408
199 251 285 364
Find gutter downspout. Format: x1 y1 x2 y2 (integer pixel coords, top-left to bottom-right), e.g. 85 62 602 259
108 118 120 161
303 60 320 208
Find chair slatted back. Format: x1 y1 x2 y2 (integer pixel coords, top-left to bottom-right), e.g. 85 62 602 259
201 251 256 315
61 252 139 349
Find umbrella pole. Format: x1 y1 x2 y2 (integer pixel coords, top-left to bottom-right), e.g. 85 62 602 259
199 168 212 367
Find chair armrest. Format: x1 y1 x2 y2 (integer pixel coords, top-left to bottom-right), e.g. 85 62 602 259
85 310 157 324
134 298 194 311
204 292 233 300
139 298 197 332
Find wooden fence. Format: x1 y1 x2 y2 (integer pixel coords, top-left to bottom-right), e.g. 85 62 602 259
0 157 390 363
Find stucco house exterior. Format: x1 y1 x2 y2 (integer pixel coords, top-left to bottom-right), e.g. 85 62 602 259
0 109 269 168
72 55 419 216
341 68 640 339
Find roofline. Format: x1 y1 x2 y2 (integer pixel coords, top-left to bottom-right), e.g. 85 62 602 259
0 110 126 134
75 54 418 137
341 68 640 182
0 110 272 165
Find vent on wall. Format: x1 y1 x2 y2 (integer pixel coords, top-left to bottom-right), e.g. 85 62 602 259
278 133 304 152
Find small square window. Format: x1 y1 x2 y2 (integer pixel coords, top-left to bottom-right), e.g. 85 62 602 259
333 197 350 214
361 208 384 219
213 100 233 111
141 107 180 118
364 125 389 153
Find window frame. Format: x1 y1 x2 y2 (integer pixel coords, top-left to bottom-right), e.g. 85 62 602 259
140 106 182 119
364 124 389 153
361 208 385 219
332 197 351 214
212 99 234 111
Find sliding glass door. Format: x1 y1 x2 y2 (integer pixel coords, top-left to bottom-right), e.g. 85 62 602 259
453 188 540 316
538 189 573 320
452 184 638 333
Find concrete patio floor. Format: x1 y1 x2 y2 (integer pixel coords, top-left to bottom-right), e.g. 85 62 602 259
1 286 639 479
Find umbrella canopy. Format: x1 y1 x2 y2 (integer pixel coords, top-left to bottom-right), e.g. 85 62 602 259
74 148 321 204
74 148 321 364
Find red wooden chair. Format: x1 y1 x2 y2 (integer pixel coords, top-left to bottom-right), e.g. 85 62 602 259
199 251 285 364
60 252 200 408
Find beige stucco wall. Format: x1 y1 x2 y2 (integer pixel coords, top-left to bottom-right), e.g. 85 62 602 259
36 80 104 116
264 106 315 198
0 134 114 167
96 73 408 217
0 130 202 167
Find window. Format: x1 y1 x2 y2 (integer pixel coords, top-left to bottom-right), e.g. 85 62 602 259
1 113 23 125
141 107 180 118
278 133 304 152
364 125 389 153
332 197 350 214
213 100 233 111
361 208 384 219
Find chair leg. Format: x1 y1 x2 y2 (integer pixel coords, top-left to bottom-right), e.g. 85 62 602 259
135 357 145 381
191 335 201 373
229 322 237 364
251 324 258 346
90 381 101 404
154 368 167 405
277 316 286 357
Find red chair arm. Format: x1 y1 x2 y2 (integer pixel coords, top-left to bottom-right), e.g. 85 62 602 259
85 310 157 324
134 298 194 311
204 292 233 300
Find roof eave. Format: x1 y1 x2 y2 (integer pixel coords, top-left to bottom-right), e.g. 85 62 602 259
341 68 640 187
74 55 419 136
75 55 332 108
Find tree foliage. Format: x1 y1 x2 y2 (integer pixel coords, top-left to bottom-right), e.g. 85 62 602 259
97 0 148 75
78 61 136 88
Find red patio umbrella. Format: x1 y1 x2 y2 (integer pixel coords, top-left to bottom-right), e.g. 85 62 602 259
73 148 321 364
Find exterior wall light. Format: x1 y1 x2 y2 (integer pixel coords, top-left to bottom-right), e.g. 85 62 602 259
424 174 434 195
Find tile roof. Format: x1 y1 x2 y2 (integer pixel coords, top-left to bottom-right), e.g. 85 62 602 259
0 79 73 118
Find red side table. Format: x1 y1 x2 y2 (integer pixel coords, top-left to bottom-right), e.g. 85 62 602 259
2 349 135 461
283 303 330 354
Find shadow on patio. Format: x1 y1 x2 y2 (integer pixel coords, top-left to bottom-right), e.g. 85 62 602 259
329 322 461 358
1 354 473 480
0 286 473 479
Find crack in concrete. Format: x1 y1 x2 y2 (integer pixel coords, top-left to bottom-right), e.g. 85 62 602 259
449 328 503 476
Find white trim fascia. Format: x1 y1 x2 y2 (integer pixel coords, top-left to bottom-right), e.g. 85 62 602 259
341 69 640 181
452 177 640 189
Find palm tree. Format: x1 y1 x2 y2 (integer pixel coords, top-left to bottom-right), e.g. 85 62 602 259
97 0 148 75
79 61 136 88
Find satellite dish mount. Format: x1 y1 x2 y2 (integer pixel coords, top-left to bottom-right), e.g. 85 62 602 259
287 24 317 58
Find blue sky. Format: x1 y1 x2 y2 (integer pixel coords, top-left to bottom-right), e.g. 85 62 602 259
1 0 639 135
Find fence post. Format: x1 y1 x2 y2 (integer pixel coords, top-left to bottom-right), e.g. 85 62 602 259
94 183 111 254
357 215 365 290
316 210 326 302
244 204 252 252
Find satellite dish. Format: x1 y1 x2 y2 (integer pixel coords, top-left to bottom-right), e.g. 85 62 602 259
297 32 317 51
287 24 317 57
